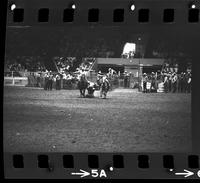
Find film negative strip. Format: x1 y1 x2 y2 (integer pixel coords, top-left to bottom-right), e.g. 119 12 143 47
3 153 200 179
3 0 200 180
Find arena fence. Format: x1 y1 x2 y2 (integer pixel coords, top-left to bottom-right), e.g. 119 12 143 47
4 71 142 90
4 77 28 86
5 71 162 91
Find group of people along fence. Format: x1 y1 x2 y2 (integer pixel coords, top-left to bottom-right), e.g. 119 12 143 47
141 70 191 93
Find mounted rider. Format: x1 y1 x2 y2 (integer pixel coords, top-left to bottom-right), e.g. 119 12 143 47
99 75 110 99
77 73 89 97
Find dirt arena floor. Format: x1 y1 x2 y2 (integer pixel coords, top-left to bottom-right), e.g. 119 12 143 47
3 86 192 152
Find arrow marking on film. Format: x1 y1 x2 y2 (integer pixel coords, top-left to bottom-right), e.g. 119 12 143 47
71 169 90 178
175 169 194 178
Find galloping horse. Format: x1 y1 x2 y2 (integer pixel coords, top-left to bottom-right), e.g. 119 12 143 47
77 74 89 97
99 76 110 99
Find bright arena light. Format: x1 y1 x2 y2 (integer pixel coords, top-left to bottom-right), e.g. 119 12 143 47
122 43 136 58
71 4 76 9
191 4 196 9
10 4 16 11
130 4 135 11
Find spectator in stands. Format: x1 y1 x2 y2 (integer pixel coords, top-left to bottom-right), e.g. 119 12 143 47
163 72 169 93
150 72 157 93
44 71 49 90
48 71 53 90
56 73 61 90
142 73 148 93
168 72 172 92
178 72 184 93
36 73 41 87
107 68 116 90
171 72 178 93
185 71 192 93
124 71 130 88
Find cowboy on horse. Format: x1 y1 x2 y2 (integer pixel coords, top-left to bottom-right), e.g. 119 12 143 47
77 74 89 97
99 75 110 99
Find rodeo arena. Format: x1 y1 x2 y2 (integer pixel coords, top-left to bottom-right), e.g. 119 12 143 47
4 56 192 97
4 29 192 152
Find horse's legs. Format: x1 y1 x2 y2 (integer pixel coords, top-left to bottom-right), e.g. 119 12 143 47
100 87 102 98
83 89 85 97
80 89 83 97
103 91 107 99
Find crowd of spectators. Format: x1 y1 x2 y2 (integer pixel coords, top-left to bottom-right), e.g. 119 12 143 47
79 58 96 71
5 56 46 72
4 29 193 92
54 57 75 73
141 63 192 93
5 62 24 72
4 55 97 89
